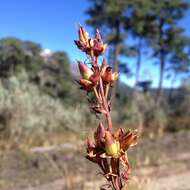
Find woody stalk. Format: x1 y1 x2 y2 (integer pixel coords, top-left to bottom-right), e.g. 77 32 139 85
75 26 138 190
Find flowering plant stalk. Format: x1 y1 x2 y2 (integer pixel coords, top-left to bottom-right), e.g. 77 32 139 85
75 26 138 190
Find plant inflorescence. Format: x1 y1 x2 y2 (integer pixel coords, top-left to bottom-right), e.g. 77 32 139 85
75 26 138 190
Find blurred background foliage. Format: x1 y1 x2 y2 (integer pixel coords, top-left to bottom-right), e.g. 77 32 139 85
0 0 189 149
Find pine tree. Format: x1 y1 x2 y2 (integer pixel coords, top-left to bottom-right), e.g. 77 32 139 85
124 0 156 85
86 0 129 99
146 0 190 102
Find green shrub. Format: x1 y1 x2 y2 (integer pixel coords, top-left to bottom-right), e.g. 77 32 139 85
114 92 168 136
0 71 96 142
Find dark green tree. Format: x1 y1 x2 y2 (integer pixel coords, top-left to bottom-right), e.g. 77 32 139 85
37 51 72 99
0 37 43 78
168 34 190 98
124 0 156 85
0 37 25 77
86 0 156 87
0 37 76 102
146 0 190 102
86 0 129 98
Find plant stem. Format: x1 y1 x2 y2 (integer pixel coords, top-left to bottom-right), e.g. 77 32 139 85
99 77 112 131
93 87 101 103
91 54 113 132
105 84 110 99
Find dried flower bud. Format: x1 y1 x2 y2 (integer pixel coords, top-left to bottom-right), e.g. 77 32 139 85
102 66 119 84
93 29 107 56
78 61 93 80
112 72 119 81
94 123 105 144
79 26 89 44
105 131 120 158
75 26 107 57
95 29 102 41
93 41 107 57
79 79 94 92
102 67 112 83
89 69 100 85
75 26 91 55
120 131 138 151
87 138 95 149
88 38 94 48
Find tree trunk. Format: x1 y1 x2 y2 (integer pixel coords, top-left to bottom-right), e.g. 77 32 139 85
135 40 142 86
108 46 114 68
113 43 121 74
111 21 121 102
168 73 177 100
156 52 165 104
156 19 164 104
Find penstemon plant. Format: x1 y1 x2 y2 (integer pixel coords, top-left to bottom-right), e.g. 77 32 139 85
75 26 138 190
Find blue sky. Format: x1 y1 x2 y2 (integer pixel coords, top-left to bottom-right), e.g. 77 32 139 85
0 0 189 88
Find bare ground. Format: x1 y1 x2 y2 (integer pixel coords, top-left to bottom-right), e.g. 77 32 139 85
0 130 190 190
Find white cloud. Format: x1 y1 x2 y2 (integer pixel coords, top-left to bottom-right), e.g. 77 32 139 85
40 48 52 57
